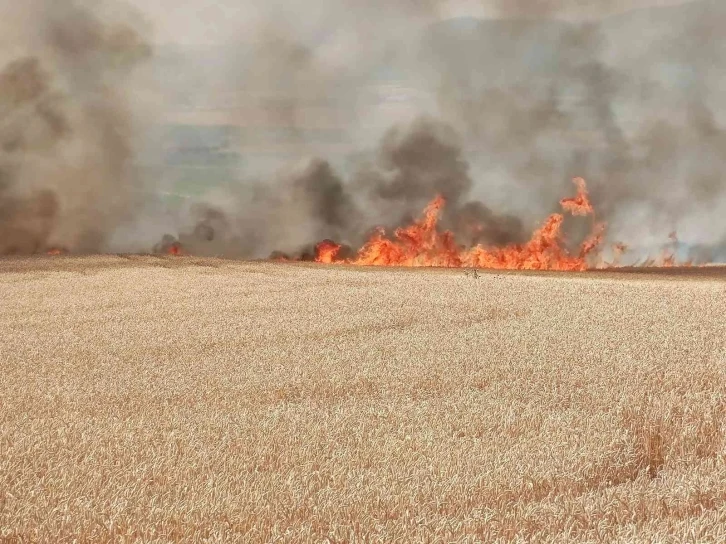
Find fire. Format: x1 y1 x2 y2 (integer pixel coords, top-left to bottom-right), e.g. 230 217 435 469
46 248 65 256
315 240 342 264
559 177 594 216
353 195 462 267
313 178 606 270
167 242 183 256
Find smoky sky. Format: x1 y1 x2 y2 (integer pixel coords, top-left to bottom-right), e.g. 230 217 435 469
420 0 726 251
128 1 692 45
2 0 725 262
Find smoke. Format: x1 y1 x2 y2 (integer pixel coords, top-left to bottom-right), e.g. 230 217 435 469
421 0 726 256
491 1 654 20
162 116 523 259
0 0 152 254
3 0 726 263
352 117 525 245
161 157 363 259
142 0 726 263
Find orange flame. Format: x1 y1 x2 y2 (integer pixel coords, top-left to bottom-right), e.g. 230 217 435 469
559 177 594 216
315 239 342 264
46 248 65 256
313 178 606 270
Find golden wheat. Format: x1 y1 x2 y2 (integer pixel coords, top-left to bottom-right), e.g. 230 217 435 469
0 256 724 543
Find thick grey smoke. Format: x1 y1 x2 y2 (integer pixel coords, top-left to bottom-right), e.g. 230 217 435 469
422 0 726 257
156 157 363 258
150 0 726 263
352 117 525 247
3 0 726 263
158 116 524 259
0 0 151 254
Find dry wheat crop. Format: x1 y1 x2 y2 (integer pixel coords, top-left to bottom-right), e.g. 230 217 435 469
0 256 725 543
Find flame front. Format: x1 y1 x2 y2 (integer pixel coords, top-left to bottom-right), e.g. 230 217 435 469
313 178 606 270
315 239 342 264
559 177 594 216
167 242 183 256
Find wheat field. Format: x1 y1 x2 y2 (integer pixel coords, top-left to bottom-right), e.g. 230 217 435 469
0 255 724 543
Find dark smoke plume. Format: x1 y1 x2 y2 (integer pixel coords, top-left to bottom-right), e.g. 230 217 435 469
421 1 726 255
353 117 526 246
159 157 363 258
151 1 725 264
162 117 525 259
4 0 726 263
0 0 151 255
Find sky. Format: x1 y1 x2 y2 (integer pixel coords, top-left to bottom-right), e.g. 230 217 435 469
129 0 693 45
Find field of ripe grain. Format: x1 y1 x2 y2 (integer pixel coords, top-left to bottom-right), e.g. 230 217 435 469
1 256 725 543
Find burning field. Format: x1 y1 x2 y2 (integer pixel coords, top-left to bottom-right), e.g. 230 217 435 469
272 177 661 270
147 174 698 271
2 1 726 540
1 256 724 542
0 0 724 268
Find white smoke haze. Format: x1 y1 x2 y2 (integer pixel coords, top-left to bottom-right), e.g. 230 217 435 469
1 0 725 262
